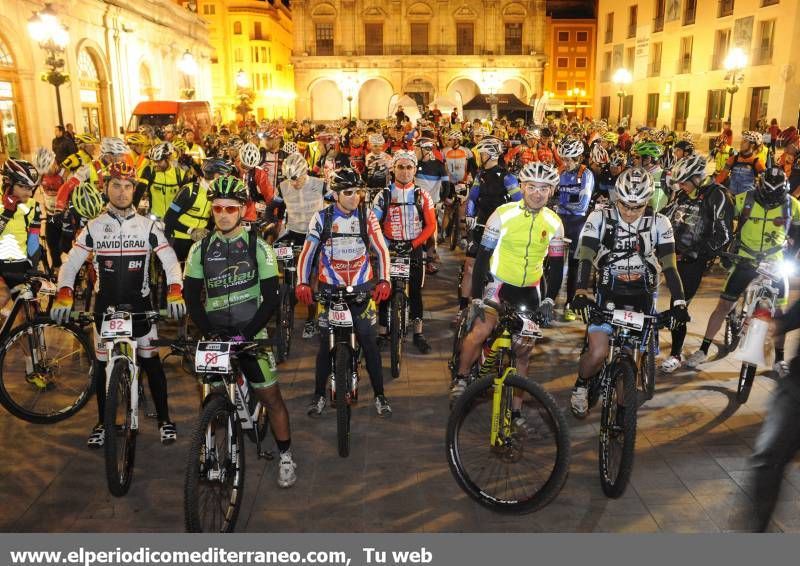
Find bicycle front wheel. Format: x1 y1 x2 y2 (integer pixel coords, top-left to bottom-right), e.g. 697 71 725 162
276 286 295 363
599 358 637 498
334 344 352 457
185 395 245 533
725 299 745 351
0 321 95 424
390 291 405 379
104 359 137 497
737 363 757 404
639 326 657 401
446 374 571 514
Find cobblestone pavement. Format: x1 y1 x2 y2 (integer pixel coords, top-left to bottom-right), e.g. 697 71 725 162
2 247 799 533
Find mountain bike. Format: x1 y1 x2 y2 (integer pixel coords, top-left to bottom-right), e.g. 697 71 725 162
446 303 570 514
88 307 165 496
584 301 669 498
272 241 303 363
720 252 788 404
387 248 412 379
0 271 95 423
157 337 273 532
447 184 468 251
317 287 367 458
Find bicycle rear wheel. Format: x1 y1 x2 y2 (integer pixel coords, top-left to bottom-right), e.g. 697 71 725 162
599 357 637 498
390 290 405 379
0 321 95 424
185 395 245 532
104 360 137 497
446 374 570 514
334 344 352 458
737 363 757 404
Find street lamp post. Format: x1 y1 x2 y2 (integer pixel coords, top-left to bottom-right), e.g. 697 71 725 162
339 75 358 121
27 3 70 127
724 47 747 126
567 88 587 119
612 68 632 126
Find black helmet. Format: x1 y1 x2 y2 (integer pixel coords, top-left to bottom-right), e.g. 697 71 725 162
329 167 363 191
756 167 789 209
201 158 233 179
2 158 40 191
674 140 695 155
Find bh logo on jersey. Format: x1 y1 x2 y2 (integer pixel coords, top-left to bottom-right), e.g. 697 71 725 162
128 260 144 271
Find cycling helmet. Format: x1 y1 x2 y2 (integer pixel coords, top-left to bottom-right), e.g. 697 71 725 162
446 130 463 141
1 158 40 190
100 137 130 156
416 137 436 152
609 151 628 168
474 137 504 161
148 142 174 162
71 182 105 219
590 144 609 165
742 130 763 146
474 126 490 137
208 175 248 203
602 131 619 144
329 167 364 191
201 158 233 179
757 167 789 208
282 141 298 154
524 129 540 140
558 138 584 158
518 162 560 186
34 147 56 173
267 127 283 139
74 133 99 146
239 142 261 168
392 150 418 167
172 137 188 152
105 162 137 183
125 132 149 147
674 139 695 155
671 155 708 183
282 152 308 180
632 140 663 160
368 133 385 146
615 167 654 207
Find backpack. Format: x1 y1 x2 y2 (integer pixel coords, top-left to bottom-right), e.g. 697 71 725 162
378 186 425 229
317 202 371 252
596 206 660 290
670 182 734 259
199 229 260 276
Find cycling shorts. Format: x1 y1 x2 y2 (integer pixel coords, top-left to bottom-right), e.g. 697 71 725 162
237 349 278 390
722 262 788 306
483 278 542 313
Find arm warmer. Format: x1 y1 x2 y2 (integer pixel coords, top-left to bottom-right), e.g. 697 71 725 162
184 276 213 336
242 277 281 339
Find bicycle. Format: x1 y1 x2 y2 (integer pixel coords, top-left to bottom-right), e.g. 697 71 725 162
317 286 368 458
0 271 95 423
720 252 788 404
446 184 468 251
272 240 303 363
446 303 571 514
84 307 165 496
387 247 412 379
583 301 669 498
155 337 273 533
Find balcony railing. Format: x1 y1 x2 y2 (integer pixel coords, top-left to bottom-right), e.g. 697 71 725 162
305 44 534 57
653 16 664 32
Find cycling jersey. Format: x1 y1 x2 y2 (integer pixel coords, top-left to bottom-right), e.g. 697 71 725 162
260 150 286 189
647 166 669 212
60 149 93 173
58 207 182 310
371 181 437 247
364 152 392 188
557 165 594 217
717 153 765 195
141 165 192 219
348 145 367 175
481 202 565 287
274 176 327 234
466 166 522 225
40 170 64 216
298 203 390 288
184 142 206 163
444 146 473 184
663 180 733 261
733 192 800 261
164 180 212 241
415 157 450 204
0 198 40 261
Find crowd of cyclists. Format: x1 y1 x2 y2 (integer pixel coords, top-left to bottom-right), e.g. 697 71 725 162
2 108 800 522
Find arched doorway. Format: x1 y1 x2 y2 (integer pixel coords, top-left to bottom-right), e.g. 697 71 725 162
447 78 481 119
403 78 435 110
309 79 343 121
139 62 155 101
358 78 393 120
501 78 528 102
77 48 106 136
0 34 22 159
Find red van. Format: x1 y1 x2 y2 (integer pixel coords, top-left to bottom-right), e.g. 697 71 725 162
127 100 212 138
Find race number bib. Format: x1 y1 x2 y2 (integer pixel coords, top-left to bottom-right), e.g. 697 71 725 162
518 316 541 338
612 309 645 331
100 312 133 339
390 258 411 278
273 246 294 260
329 303 354 327
195 342 232 373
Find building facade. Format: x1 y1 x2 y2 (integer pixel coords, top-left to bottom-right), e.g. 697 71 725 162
595 0 800 144
543 17 596 118
290 0 548 121
0 0 211 161
196 0 295 123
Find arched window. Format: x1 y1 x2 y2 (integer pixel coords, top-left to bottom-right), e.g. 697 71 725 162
78 48 104 136
0 34 22 159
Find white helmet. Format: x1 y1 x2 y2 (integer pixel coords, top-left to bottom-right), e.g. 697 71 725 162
671 155 708 184
148 142 174 162
590 144 609 165
100 137 130 156
615 167 654 207
392 150 418 168
239 142 261 168
742 130 763 146
368 133 385 146
558 138 585 158
282 141 298 154
34 147 56 173
518 162 560 186
474 136 504 161
282 152 308 180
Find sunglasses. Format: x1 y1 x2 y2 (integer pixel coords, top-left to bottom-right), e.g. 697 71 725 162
395 164 415 170
212 205 241 214
338 189 362 197
619 202 646 212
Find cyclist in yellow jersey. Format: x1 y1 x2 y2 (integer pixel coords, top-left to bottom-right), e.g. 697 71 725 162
451 162 566 400
60 133 98 174
686 167 800 375
140 142 192 220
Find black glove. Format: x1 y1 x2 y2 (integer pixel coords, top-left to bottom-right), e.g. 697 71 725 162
571 293 593 321
669 304 691 330
538 298 554 327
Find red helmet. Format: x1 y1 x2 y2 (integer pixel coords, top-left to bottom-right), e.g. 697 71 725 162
105 161 137 183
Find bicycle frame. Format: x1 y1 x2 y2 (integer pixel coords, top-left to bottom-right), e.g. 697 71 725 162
102 322 142 432
323 297 359 401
